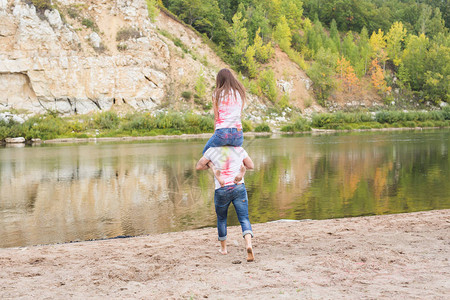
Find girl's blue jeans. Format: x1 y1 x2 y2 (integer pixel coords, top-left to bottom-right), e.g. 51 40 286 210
202 128 243 154
214 184 253 241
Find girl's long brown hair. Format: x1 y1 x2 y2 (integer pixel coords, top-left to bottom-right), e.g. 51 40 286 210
213 69 246 111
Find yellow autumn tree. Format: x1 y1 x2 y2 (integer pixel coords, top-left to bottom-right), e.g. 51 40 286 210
386 21 407 66
370 59 391 95
369 29 387 70
336 56 359 92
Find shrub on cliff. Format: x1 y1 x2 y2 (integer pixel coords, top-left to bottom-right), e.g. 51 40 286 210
116 27 141 41
27 0 52 10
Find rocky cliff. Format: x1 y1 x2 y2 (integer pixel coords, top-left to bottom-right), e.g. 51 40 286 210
0 0 316 117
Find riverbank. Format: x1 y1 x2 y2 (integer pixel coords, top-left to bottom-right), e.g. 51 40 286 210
37 125 450 144
1 209 448 299
1 108 449 144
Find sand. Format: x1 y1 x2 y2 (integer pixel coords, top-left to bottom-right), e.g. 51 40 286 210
0 209 449 299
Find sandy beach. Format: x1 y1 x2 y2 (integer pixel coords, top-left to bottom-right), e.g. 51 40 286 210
0 209 449 299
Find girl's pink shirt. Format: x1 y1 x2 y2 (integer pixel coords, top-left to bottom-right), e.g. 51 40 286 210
215 90 242 130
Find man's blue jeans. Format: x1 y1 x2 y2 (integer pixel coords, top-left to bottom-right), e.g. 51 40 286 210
214 184 253 241
203 128 243 154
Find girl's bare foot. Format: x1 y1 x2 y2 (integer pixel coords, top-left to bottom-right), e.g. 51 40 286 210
208 161 225 187
234 164 246 184
219 249 228 255
246 247 254 262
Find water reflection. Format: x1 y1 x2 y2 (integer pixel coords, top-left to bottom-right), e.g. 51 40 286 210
1 130 449 247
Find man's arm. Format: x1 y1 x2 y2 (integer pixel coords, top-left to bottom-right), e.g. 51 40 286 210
243 156 254 170
196 156 211 170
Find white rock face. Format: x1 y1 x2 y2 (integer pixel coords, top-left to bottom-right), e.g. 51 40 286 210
0 0 222 115
44 9 63 29
0 112 25 123
0 0 8 11
89 32 101 48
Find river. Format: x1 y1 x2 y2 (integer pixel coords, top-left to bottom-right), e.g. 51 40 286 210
1 129 449 247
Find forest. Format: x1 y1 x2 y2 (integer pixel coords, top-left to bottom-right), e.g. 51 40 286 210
154 0 449 107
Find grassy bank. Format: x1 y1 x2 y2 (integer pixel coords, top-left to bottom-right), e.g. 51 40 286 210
281 107 450 132
1 108 450 141
0 111 217 141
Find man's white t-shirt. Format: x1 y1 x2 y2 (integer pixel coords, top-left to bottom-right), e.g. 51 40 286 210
203 146 248 190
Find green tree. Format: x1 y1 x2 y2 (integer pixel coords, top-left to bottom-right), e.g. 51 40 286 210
342 32 358 66
356 26 371 76
253 28 274 63
329 19 341 53
268 0 283 26
242 45 258 78
416 4 433 35
228 11 249 64
245 3 271 42
258 69 278 102
273 15 292 51
307 47 338 103
426 8 447 38
423 42 450 103
281 0 304 31
167 0 229 45
399 33 429 91
195 72 207 99
306 17 327 57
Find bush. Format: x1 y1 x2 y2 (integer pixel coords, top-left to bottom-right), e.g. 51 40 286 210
279 93 290 109
311 113 334 127
94 111 120 129
22 114 70 140
116 27 141 41
122 113 155 131
145 0 159 22
254 123 271 132
67 7 79 19
82 18 95 29
258 69 278 102
195 74 207 99
181 91 193 100
376 110 447 124
117 43 128 51
28 0 52 10
94 42 107 53
375 111 405 123
281 117 311 132
242 120 253 132
442 106 450 120
198 115 214 132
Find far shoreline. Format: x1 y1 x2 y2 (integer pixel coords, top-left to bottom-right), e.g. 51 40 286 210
40 125 448 144
0 126 448 145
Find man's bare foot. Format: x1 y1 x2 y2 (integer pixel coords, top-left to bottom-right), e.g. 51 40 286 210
246 247 254 262
220 240 227 255
214 169 225 187
234 165 246 184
